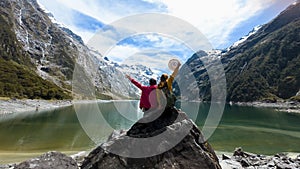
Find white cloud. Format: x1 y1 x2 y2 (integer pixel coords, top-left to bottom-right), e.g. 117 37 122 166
38 0 74 26
45 0 167 24
160 0 282 47
38 0 295 52
122 51 179 74
57 1 117 23
107 44 141 63
104 34 194 66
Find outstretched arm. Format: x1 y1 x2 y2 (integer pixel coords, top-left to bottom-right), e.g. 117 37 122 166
126 74 143 89
126 74 132 81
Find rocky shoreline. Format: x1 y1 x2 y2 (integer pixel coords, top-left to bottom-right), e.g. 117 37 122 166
232 101 300 114
220 147 300 169
1 147 299 169
1 99 299 115
0 99 73 115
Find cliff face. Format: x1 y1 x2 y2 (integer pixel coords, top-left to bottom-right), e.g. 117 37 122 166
0 0 136 99
224 1 300 102
177 2 300 102
1 0 78 84
0 0 70 99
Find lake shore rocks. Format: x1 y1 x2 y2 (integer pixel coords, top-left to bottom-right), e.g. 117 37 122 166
232 101 300 114
0 151 78 169
0 99 72 115
2 148 300 169
220 147 300 169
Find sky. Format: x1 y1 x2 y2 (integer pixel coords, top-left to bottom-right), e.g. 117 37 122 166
37 0 296 67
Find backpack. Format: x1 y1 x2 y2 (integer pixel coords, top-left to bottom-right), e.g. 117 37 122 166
157 83 177 108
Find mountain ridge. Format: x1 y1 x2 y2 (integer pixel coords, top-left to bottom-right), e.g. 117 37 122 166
0 0 138 100
1 0 299 102
224 1 300 102
177 2 300 102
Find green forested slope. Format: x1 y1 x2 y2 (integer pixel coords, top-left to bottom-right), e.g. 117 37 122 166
0 15 70 99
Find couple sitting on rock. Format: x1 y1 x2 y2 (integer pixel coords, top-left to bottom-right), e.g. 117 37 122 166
126 62 181 114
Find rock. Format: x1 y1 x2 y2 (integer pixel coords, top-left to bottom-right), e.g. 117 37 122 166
220 148 300 169
81 108 221 169
14 151 78 169
233 147 244 156
267 160 275 167
0 164 16 169
240 158 250 167
219 159 242 169
276 162 293 169
222 154 231 160
70 151 89 167
275 153 287 158
233 147 256 158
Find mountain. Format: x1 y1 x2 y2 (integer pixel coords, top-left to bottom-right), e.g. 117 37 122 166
0 0 69 99
0 0 136 100
174 50 218 101
224 1 300 102
115 63 158 85
178 1 300 102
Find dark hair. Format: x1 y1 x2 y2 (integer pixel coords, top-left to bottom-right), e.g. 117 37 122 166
160 74 168 82
149 78 157 86
158 74 169 89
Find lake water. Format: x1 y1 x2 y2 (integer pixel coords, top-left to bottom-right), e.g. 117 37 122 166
0 101 300 164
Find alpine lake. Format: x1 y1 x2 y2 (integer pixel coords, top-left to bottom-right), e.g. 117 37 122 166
0 100 300 164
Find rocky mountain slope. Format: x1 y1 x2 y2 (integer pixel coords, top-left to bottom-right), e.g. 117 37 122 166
0 0 69 99
178 1 300 102
175 50 223 101
0 0 137 100
224 1 300 102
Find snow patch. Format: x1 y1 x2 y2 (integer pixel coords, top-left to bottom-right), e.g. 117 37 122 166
228 25 262 50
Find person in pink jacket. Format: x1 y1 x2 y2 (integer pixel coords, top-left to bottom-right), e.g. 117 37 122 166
126 75 157 112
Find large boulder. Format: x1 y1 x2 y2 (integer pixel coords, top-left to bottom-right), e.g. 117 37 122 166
14 151 78 169
81 107 221 169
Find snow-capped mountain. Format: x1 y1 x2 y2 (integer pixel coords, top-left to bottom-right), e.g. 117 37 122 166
228 25 262 51
0 0 138 99
177 1 300 102
113 62 158 86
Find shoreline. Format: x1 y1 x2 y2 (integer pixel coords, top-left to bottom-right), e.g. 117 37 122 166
1 99 300 115
0 99 73 115
232 101 300 114
0 99 133 115
218 147 300 169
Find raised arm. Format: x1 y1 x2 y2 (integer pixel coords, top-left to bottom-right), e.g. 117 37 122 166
126 74 143 89
171 62 181 77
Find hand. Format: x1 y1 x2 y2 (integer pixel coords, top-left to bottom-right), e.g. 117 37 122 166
125 74 131 80
177 62 181 67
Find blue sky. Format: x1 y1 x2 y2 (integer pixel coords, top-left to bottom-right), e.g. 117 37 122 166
37 0 296 66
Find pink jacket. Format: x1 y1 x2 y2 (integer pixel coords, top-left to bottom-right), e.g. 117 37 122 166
130 78 157 109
